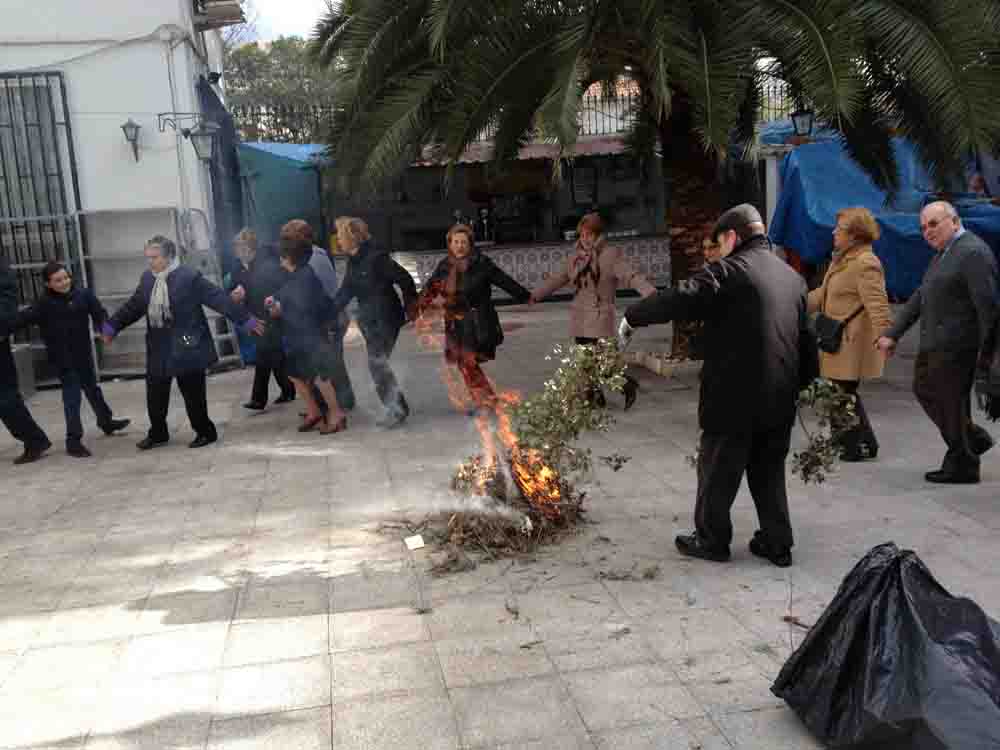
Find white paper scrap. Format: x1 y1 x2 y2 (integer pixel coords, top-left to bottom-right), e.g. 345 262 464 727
405 534 426 551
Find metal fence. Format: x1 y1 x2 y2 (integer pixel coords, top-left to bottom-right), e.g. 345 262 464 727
230 104 336 143
758 75 794 122
0 72 84 308
231 79 790 146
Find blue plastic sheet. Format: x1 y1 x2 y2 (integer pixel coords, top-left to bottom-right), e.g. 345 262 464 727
768 137 1000 298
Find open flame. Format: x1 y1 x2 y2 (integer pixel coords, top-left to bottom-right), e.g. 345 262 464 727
416 308 564 515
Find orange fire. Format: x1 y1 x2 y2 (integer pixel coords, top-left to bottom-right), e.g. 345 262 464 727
416 308 563 514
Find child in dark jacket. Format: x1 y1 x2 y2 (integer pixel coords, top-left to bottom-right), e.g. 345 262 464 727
12 262 130 456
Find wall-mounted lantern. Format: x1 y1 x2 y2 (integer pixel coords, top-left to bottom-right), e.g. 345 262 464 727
791 108 815 137
157 113 219 163
187 121 219 162
120 118 141 162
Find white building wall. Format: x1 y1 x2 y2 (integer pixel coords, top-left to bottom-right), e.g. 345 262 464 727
0 0 229 371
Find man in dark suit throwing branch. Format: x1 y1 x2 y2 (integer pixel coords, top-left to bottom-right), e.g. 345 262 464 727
619 204 811 567
877 201 998 484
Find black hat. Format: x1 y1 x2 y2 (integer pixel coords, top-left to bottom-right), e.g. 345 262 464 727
711 203 764 241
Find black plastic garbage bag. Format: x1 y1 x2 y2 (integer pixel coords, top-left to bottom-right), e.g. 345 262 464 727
772 542 1000 749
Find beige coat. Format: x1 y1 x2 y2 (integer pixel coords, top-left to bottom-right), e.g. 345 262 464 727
807 245 893 381
533 240 656 339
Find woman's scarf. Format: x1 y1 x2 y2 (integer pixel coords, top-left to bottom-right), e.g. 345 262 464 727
570 236 605 291
445 252 472 301
148 258 181 328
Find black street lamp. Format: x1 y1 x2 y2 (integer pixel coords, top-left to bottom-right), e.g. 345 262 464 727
791 108 815 137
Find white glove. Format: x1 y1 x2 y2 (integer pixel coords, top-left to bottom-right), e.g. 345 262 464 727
617 317 635 351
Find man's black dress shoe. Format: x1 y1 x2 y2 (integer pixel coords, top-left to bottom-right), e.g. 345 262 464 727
274 393 295 405
675 533 731 562
100 418 131 436
66 443 92 458
13 440 51 465
749 530 793 568
925 469 980 484
243 401 266 411
136 436 169 451
188 434 217 449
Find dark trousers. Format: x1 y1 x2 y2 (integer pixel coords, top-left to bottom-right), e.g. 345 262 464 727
251 350 294 406
61 365 113 446
830 379 878 456
0 343 50 450
368 328 407 415
146 371 215 441
314 320 357 413
914 349 991 472
695 422 795 552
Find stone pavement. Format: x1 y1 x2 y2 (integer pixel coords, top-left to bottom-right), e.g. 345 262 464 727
0 301 998 749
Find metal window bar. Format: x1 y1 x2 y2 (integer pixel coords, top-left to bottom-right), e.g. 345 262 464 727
0 73 85 355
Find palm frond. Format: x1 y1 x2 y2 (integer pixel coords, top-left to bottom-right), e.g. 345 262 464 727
750 0 865 130
854 0 1000 185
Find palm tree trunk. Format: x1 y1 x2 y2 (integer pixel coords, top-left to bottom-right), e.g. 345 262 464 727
658 116 723 360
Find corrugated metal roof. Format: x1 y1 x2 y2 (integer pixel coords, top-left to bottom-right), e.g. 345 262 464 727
414 135 627 167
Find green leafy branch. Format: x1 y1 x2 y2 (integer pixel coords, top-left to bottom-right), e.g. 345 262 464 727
686 378 859 485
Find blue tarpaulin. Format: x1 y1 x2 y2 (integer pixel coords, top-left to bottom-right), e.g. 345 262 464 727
767 129 1000 299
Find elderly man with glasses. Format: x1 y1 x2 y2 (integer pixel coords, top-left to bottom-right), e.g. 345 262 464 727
877 201 998 484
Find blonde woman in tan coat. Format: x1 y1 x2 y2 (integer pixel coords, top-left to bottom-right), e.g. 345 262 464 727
808 207 893 461
530 213 655 409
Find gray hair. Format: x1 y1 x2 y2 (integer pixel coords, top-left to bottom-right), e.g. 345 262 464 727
922 200 960 221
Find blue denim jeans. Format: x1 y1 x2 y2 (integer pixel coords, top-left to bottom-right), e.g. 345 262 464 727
61 365 112 446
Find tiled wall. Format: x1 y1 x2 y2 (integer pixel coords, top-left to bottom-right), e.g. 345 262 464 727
389 235 671 299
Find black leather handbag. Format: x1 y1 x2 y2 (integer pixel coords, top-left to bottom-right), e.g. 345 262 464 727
815 306 864 354
170 329 205 373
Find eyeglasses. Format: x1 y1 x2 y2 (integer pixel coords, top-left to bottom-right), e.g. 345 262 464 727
920 217 954 232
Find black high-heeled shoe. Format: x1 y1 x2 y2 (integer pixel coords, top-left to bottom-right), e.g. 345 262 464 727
623 378 638 411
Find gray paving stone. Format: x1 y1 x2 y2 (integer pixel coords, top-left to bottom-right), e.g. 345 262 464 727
85 714 213 750
224 615 329 667
330 606 430 651
207 706 332 750
451 677 588 748
435 631 554 688
563 664 705 731
331 691 459 750
119 623 230 677
333 640 444 701
716 707 823 749
217 654 331 716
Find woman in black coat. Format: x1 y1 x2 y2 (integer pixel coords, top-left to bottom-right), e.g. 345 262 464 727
11 261 130 457
328 217 418 429
417 224 530 411
266 231 348 435
101 236 263 450
230 229 295 410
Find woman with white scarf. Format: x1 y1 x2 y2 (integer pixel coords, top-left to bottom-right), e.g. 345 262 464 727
102 236 263 450
530 212 655 409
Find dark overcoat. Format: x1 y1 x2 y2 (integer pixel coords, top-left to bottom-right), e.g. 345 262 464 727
273 265 334 356
330 240 418 348
231 246 288 354
0 257 19 391
420 250 531 362
108 265 250 378
625 235 810 433
14 287 106 373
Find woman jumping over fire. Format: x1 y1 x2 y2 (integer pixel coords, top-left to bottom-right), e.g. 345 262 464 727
416 224 530 413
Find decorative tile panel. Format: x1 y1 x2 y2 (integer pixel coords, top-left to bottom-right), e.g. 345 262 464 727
393 235 670 300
